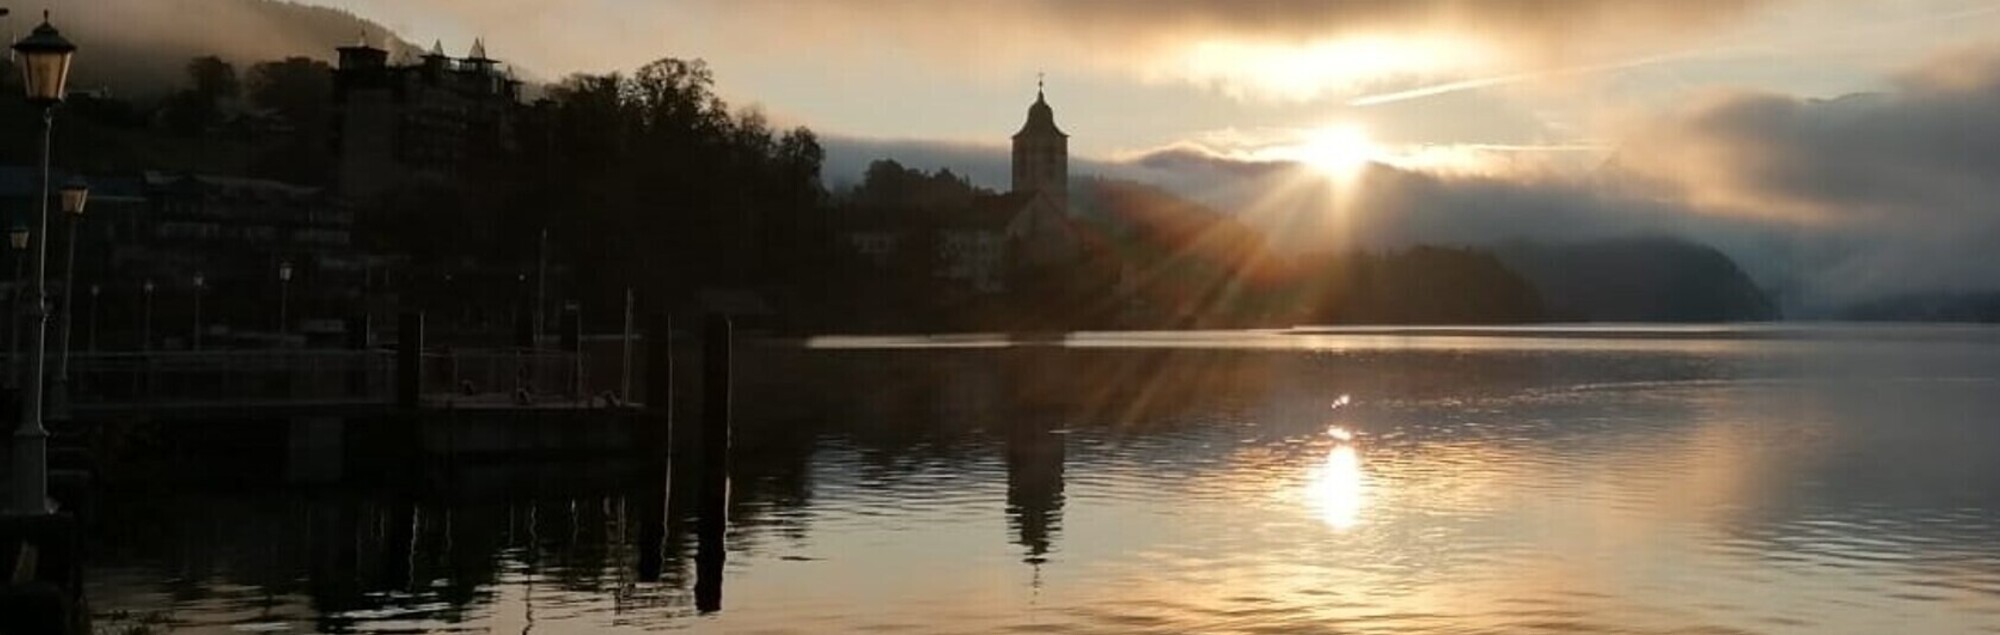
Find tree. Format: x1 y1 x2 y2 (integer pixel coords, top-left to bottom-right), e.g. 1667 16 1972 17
187 56 240 101
246 57 332 124
162 56 240 135
437 56 834 322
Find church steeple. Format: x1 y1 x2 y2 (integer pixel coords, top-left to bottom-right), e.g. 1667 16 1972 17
1011 79 1069 209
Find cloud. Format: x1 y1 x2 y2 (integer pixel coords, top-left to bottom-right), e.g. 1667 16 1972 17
1605 44 2000 303
840 40 2000 311
1126 144 1294 179
45 0 417 95
299 0 1771 103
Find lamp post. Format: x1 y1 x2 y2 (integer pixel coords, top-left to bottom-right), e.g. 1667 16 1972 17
278 260 293 338
535 227 547 348
87 282 98 353
6 226 26 393
191 273 204 351
51 176 86 417
12 10 76 515
141 279 153 352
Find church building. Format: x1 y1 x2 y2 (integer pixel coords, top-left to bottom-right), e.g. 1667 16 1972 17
840 82 1089 296
930 83 1084 292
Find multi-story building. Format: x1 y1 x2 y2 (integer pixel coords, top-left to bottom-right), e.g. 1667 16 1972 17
330 38 523 199
125 172 360 342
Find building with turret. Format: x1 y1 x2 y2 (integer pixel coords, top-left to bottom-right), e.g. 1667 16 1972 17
329 38 523 199
835 83 1088 298
992 84 1081 273
1011 87 1068 207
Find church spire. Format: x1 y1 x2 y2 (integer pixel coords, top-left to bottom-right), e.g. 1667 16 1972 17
1011 79 1070 207
1014 78 1066 140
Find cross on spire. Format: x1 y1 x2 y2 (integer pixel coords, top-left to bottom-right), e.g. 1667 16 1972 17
1037 72 1045 97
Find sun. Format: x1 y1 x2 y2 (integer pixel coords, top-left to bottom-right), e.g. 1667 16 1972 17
1293 124 1378 180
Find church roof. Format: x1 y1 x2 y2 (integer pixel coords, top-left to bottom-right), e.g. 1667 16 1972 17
467 38 492 62
1013 91 1068 139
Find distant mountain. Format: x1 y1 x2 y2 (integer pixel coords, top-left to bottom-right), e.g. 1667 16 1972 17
46 0 416 97
1839 293 2000 323
1494 237 1779 322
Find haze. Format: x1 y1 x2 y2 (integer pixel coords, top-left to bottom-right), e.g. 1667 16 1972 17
47 0 2000 310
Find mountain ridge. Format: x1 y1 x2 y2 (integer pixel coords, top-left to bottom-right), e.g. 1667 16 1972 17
43 0 416 97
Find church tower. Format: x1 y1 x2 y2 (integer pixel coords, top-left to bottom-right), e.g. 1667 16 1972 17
1011 80 1069 210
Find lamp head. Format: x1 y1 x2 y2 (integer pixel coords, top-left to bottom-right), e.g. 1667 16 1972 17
12 14 78 106
59 175 88 216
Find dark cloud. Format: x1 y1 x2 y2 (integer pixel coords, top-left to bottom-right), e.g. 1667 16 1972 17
1128 145 1292 179
1612 45 2000 304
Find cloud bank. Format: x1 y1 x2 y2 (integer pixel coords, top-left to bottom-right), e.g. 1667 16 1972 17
43 0 416 95
835 42 2000 312
303 0 1770 102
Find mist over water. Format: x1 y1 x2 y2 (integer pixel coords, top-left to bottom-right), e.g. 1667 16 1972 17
86 327 2000 633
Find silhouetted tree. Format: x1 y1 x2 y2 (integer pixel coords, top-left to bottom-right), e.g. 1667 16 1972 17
434 56 832 322
188 56 241 100
244 57 333 184
161 56 240 135
246 57 331 124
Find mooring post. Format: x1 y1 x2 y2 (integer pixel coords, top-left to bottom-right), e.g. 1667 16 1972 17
397 311 423 410
620 287 635 401
645 314 673 421
694 313 731 612
635 459 668 582
560 304 581 400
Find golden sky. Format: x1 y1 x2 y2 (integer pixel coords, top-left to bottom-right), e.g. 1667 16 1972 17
46 0 2000 308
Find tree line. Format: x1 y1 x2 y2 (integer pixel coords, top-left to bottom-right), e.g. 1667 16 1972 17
2 50 1559 332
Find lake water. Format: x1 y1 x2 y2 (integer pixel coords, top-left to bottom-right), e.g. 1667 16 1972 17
86 326 2000 633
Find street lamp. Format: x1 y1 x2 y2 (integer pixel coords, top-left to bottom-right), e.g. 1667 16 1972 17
6 226 26 392
11 10 76 514
278 260 293 337
191 273 204 351
87 283 99 353
51 175 86 416
16 12 73 105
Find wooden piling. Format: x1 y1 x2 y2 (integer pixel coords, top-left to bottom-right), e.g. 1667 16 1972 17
560 305 581 398
635 460 668 583
644 315 672 417
694 313 730 612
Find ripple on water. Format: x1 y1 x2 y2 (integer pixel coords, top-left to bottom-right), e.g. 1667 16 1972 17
81 335 2000 633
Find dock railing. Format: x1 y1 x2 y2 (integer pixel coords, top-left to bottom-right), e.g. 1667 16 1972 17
46 347 581 413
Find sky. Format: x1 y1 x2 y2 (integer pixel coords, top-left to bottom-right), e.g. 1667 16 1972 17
151 1 2000 308
297 1 1996 158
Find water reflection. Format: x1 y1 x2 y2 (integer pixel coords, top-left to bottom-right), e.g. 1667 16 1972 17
1005 418 1066 564
82 327 2000 633
1304 430 1367 531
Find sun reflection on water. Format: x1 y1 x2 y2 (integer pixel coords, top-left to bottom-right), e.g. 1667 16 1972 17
1306 426 1367 530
